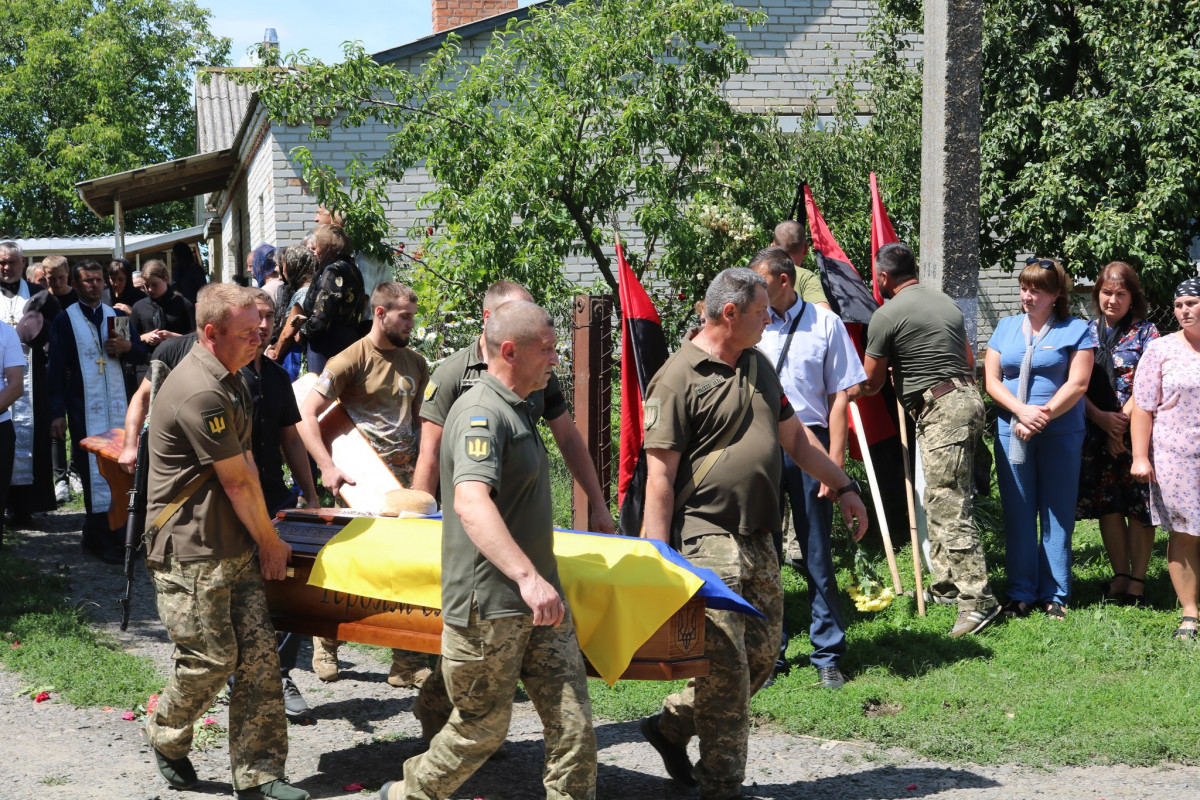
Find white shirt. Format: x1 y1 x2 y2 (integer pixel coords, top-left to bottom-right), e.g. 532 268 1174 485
757 295 867 427
0 320 24 424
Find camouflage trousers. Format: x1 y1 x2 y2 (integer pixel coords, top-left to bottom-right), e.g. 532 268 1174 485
145 550 287 790
915 384 998 611
657 532 783 800
401 607 596 800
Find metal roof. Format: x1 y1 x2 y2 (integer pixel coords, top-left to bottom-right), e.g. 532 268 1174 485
75 149 237 219
195 69 256 154
13 225 207 259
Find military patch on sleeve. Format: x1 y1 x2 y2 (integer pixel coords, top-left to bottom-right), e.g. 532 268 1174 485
643 398 660 430
424 380 438 402
465 434 491 461
469 416 488 428
202 408 229 437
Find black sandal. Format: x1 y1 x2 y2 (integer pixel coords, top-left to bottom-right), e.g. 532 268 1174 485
1106 572 1132 599
1173 616 1199 640
1002 599 1031 618
1044 601 1067 620
1121 577 1148 608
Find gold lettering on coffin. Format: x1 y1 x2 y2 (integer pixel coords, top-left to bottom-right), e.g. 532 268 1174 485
319 588 442 623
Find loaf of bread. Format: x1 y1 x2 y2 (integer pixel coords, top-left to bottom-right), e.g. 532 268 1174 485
380 487 438 517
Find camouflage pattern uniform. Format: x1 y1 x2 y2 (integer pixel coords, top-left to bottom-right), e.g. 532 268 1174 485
655 533 783 800
402 609 596 800
915 383 998 611
145 550 288 789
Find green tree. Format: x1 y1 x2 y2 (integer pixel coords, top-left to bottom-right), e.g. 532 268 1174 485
247 0 772 309
0 0 230 237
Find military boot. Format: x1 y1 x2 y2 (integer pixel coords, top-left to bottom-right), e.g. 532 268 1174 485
235 778 309 799
312 637 339 681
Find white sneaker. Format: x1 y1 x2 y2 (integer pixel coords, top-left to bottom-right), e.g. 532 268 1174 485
68 473 83 494
55 480 70 504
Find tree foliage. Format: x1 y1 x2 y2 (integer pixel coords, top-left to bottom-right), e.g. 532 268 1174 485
248 0 775 309
0 0 230 237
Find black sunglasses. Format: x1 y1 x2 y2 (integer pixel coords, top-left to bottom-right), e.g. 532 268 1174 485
1025 257 1057 271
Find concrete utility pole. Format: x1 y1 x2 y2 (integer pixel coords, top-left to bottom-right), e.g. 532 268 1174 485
919 0 985 347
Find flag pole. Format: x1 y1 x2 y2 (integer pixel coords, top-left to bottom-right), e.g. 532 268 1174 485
896 398 927 616
849 400 903 594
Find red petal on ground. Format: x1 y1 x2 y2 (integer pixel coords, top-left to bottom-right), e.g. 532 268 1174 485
342 784 364 792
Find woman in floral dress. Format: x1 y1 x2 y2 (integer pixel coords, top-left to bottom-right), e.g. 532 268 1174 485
1131 277 1200 639
1076 262 1158 606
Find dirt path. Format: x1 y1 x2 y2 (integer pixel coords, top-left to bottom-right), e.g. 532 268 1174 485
2 511 1199 800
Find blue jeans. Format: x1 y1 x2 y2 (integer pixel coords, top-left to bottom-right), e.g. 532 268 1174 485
779 428 845 669
995 429 1085 605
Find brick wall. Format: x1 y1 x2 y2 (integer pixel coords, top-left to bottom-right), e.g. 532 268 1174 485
433 0 517 33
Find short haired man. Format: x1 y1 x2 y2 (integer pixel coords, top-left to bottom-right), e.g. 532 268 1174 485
26 262 47 288
380 300 596 800
143 284 306 800
42 255 76 310
770 220 830 310
852 242 1001 637
47 260 143 562
411 280 614 534
751 246 866 691
638 267 868 799
0 241 60 525
298 281 432 689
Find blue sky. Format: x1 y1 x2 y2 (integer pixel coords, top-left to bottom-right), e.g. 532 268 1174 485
198 1 437 65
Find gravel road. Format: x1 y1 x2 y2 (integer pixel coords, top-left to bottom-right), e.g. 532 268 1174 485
2 510 1198 800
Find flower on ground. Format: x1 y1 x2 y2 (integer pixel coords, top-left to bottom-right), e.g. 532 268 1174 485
146 694 159 715
9 642 20 650
343 784 364 792
121 711 135 721
34 692 50 703
203 717 218 725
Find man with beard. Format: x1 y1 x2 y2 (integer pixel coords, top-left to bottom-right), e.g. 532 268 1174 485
0 241 60 526
47 260 145 562
297 281 432 689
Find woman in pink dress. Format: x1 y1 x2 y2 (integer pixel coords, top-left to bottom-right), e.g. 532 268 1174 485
1131 277 1200 639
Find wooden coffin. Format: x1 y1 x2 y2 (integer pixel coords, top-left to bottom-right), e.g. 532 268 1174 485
265 510 709 681
79 428 133 532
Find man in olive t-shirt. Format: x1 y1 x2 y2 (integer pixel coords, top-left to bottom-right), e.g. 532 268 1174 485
856 242 1001 638
143 285 304 800
298 281 431 689
638 268 867 800
381 300 596 800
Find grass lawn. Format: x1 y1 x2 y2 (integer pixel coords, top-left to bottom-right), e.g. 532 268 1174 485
588 505 1199 767
0 540 162 708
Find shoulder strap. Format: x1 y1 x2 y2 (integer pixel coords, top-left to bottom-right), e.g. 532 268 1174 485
145 466 215 539
673 355 758 513
772 302 805 375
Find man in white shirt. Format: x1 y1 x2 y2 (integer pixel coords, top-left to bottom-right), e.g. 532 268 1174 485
752 246 866 690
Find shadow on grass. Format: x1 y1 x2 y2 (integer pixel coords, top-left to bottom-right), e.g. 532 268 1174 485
846 628 992 679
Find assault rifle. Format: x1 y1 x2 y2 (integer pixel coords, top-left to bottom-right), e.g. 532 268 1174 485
119 428 149 631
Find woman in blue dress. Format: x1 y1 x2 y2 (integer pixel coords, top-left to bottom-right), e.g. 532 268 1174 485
984 258 1097 619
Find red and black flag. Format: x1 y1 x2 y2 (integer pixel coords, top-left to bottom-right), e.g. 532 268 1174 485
615 238 668 536
803 184 897 454
869 172 898 307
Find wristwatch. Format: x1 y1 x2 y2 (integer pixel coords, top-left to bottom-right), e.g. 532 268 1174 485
835 479 862 499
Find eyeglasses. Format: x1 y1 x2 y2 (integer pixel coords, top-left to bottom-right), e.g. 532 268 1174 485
1025 257 1057 271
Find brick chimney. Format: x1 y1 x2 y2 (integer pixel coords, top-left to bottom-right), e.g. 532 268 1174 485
433 0 517 33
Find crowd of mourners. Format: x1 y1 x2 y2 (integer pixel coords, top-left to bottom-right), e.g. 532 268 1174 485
2 209 1200 800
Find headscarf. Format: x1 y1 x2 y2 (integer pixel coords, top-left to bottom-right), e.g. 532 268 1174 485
1175 276 1200 299
250 243 277 288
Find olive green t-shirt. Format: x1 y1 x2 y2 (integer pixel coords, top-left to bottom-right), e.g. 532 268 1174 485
642 340 795 540
314 337 429 485
864 283 973 408
145 345 253 564
439 372 560 627
795 267 828 306
420 337 567 427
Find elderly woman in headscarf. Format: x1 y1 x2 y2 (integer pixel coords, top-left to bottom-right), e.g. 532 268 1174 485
1131 276 1200 640
984 258 1096 620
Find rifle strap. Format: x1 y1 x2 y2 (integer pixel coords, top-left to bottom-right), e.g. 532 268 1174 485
673 354 757 514
145 467 215 539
